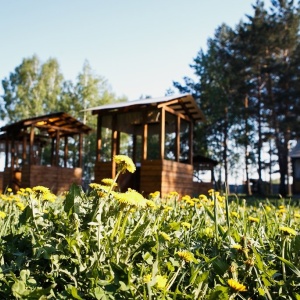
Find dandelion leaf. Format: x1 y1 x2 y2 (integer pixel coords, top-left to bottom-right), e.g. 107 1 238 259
64 183 82 215
294 293 300 300
212 258 229 277
277 256 300 277
208 286 229 300
19 205 33 225
127 221 149 245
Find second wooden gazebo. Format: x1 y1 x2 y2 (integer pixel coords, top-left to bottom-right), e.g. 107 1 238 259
0 112 92 194
87 94 206 197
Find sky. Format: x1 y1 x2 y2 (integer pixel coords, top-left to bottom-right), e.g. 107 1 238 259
0 0 272 101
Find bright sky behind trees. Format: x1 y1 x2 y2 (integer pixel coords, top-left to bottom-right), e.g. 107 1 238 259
1 0 271 101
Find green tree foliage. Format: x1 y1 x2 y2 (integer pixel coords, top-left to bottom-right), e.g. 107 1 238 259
72 61 127 184
1 55 65 122
174 0 300 196
1 56 127 185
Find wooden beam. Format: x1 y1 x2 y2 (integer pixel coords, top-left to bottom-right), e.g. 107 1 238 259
78 134 83 168
35 124 84 134
51 138 55 166
160 108 165 160
111 115 118 178
11 139 15 171
5 135 9 168
22 135 27 164
29 125 35 165
142 124 148 161
188 121 193 164
55 130 60 166
132 134 137 163
64 136 68 167
163 105 191 122
176 115 180 162
96 115 102 162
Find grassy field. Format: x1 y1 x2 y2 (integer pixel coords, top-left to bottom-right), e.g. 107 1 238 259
0 156 299 299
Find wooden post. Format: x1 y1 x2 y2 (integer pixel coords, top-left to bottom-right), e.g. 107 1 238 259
188 121 193 164
11 138 15 171
64 136 68 168
142 124 148 161
78 134 83 168
96 115 102 162
5 134 9 168
51 138 55 166
132 134 136 163
22 135 27 164
111 115 118 178
29 125 35 165
160 108 165 160
176 115 180 162
55 130 60 167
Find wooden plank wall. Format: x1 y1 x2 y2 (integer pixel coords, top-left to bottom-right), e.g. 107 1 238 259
192 182 213 197
140 160 193 197
161 160 193 197
21 165 82 194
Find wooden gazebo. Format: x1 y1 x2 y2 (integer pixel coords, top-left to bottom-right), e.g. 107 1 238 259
0 112 91 194
87 94 206 197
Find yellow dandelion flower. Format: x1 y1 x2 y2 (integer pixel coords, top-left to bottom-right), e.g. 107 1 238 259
149 191 160 199
277 208 287 214
160 231 171 241
32 186 51 194
7 188 12 193
101 178 118 187
204 227 213 237
15 202 26 211
199 194 208 201
113 155 136 173
279 226 297 236
248 216 259 223
231 212 239 218
0 211 7 218
163 205 173 212
231 244 242 250
208 189 214 194
42 192 56 202
181 222 191 229
114 189 147 208
146 200 157 209
143 274 152 283
89 183 102 189
184 198 195 206
265 205 272 212
177 251 197 263
155 275 167 289
227 278 247 292
181 195 191 202
166 191 179 200
294 213 300 218
279 205 285 209
217 195 225 202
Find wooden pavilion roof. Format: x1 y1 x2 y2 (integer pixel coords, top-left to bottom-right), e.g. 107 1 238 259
0 112 92 139
86 94 206 122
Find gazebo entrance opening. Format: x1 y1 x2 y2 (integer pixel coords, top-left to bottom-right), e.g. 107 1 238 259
88 94 206 197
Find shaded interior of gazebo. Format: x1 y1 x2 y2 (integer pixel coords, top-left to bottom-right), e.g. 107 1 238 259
0 112 91 194
191 155 218 196
87 94 206 197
